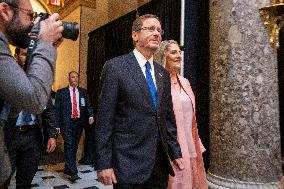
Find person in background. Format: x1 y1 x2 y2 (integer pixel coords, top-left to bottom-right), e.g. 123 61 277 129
4 47 58 189
14 47 27 68
0 0 63 186
154 40 208 189
4 98 57 189
0 0 63 114
55 71 94 182
95 14 183 189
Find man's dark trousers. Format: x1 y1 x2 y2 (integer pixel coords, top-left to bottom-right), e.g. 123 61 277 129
5 127 41 189
113 143 169 189
79 124 95 164
62 119 82 176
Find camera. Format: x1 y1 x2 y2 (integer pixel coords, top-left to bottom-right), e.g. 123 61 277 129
37 12 79 41
24 12 79 70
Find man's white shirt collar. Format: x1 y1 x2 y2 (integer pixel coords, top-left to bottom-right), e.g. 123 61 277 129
133 48 154 70
133 48 156 86
69 85 78 90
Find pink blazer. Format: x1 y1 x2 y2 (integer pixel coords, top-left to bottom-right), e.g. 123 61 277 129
172 75 205 154
168 74 208 189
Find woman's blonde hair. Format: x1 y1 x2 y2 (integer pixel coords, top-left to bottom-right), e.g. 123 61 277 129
154 40 179 67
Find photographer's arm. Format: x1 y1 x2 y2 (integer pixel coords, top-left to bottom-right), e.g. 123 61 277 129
0 13 63 114
0 36 56 114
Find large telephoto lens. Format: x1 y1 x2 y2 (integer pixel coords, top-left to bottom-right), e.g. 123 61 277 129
62 22 79 41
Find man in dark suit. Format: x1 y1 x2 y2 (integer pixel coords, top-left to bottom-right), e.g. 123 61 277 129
95 14 184 189
55 71 94 182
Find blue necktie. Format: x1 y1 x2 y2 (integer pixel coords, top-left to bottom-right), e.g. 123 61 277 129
145 62 157 110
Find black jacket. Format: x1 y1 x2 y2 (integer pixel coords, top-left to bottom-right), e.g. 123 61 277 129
4 98 57 145
55 86 94 131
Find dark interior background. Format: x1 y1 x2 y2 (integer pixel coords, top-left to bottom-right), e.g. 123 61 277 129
278 28 284 171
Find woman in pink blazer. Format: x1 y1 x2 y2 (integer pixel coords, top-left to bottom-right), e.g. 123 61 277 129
154 40 208 189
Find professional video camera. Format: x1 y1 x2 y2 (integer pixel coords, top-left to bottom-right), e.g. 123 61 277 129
37 12 79 41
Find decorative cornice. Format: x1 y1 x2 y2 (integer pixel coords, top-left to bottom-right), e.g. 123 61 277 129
36 0 51 13
259 1 284 49
46 0 96 18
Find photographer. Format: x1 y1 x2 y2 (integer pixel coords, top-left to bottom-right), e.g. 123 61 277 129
1 47 57 189
0 0 63 186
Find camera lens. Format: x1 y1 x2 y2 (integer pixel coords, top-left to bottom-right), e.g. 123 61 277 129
62 22 79 41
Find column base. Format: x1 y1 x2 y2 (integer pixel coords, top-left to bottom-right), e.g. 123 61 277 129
207 171 284 189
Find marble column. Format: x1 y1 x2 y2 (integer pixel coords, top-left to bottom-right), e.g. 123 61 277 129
208 0 283 188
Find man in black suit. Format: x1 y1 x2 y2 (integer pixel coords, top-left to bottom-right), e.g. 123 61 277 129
95 14 184 189
55 71 94 182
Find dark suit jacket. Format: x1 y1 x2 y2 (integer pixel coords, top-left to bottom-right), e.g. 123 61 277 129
4 98 57 146
95 52 182 184
55 86 93 131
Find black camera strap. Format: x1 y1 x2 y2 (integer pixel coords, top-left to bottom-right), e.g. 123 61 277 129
0 99 3 113
24 22 41 71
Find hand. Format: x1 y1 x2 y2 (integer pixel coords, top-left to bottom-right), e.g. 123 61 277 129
38 13 64 46
53 37 64 48
89 117 94 125
173 158 184 170
97 168 117 185
46 138 56 153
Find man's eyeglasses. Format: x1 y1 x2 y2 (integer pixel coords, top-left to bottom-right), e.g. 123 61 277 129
138 26 164 35
7 3 37 21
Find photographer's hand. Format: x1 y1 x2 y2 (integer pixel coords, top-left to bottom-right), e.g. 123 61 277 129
53 37 63 48
38 13 64 47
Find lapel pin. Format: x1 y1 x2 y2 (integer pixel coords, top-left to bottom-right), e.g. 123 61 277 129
158 73 163 77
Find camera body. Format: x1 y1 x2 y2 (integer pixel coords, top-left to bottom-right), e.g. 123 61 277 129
38 12 79 41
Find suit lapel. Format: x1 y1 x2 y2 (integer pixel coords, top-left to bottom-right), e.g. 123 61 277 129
125 52 155 111
64 87 72 109
178 75 196 112
78 87 83 110
154 63 164 111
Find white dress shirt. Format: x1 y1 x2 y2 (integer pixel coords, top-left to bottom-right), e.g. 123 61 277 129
133 48 157 88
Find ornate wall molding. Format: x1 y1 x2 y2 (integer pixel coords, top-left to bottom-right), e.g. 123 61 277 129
44 0 96 18
259 0 284 49
36 0 51 12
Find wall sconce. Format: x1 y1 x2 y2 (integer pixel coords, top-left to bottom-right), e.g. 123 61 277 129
259 1 284 49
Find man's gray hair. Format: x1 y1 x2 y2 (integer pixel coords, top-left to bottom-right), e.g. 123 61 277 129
132 14 161 32
132 14 161 46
